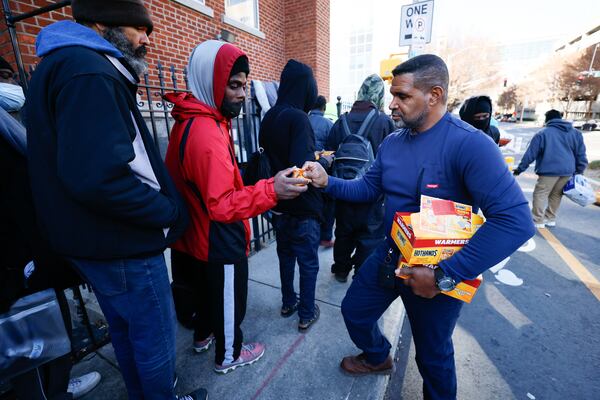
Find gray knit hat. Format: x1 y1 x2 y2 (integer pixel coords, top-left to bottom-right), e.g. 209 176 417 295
72 0 154 35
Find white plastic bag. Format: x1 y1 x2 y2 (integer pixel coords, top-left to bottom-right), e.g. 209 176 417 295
563 174 595 207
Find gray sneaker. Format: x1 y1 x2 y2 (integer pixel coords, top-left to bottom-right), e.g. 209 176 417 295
67 371 101 399
214 342 266 374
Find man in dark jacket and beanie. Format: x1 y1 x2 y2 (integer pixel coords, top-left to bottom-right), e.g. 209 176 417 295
459 95 500 144
514 109 588 228
259 60 323 331
326 74 395 282
24 1 205 399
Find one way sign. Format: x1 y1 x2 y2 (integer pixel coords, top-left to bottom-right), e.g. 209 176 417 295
399 0 434 46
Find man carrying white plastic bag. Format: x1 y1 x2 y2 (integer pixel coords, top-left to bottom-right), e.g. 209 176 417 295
514 109 588 228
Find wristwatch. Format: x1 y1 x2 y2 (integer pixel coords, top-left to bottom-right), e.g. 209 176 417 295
434 267 456 292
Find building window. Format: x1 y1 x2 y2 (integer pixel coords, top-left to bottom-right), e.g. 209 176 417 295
173 0 214 18
225 0 259 30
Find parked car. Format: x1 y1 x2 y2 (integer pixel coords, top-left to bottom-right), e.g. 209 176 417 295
573 119 597 131
583 120 597 131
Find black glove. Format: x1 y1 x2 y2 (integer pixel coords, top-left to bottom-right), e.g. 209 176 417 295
513 169 520 176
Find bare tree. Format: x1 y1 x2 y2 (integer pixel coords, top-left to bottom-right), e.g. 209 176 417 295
497 85 520 112
433 38 502 111
556 45 600 116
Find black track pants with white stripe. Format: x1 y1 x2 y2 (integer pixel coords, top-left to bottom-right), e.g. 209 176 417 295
171 250 248 365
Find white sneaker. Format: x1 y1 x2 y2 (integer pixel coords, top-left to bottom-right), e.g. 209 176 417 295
534 223 545 229
545 221 556 227
68 371 101 399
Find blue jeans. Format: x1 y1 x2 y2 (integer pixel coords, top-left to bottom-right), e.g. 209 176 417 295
341 243 463 400
272 214 320 320
70 254 177 400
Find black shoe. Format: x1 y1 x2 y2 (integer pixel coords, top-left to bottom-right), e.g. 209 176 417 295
281 299 300 318
177 388 208 400
334 272 349 283
298 304 320 332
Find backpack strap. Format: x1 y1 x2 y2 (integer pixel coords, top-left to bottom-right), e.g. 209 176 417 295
179 118 195 165
355 109 378 139
340 113 353 138
178 117 208 213
340 109 378 140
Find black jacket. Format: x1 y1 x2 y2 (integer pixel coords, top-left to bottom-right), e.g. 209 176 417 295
259 60 323 220
326 100 395 155
24 45 189 260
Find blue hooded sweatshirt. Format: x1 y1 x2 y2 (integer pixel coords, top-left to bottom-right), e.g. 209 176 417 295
24 21 189 260
516 118 588 176
325 112 535 282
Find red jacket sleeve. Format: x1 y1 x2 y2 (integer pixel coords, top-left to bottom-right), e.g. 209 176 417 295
183 120 277 223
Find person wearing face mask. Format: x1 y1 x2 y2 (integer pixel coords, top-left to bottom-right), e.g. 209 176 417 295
0 56 25 115
459 95 501 144
164 41 308 375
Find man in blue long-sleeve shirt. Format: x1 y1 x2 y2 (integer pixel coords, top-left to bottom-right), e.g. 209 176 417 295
304 55 535 400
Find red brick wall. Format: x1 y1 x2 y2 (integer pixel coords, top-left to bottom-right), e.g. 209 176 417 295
283 0 329 97
0 0 328 91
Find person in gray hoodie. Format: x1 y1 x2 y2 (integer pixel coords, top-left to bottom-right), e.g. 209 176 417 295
514 109 588 228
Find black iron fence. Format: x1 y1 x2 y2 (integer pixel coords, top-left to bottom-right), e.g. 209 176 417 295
137 62 275 254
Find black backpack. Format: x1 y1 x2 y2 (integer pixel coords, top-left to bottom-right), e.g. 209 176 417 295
243 146 272 186
332 109 378 180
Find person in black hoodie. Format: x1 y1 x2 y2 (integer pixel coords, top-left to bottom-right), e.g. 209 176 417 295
259 60 323 332
326 74 395 283
459 95 501 144
23 1 205 399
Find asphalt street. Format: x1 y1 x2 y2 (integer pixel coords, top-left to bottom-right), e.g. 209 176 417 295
386 123 600 400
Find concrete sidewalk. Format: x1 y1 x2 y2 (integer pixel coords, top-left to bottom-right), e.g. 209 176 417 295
73 242 406 400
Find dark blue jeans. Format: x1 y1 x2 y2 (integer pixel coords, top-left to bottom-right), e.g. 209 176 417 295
272 214 320 320
70 254 177 400
341 243 463 400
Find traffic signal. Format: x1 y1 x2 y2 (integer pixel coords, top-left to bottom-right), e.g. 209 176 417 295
503 79 507 87
576 75 585 85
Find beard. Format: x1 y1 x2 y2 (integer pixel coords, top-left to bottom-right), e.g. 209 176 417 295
220 97 244 119
103 27 148 76
400 108 428 131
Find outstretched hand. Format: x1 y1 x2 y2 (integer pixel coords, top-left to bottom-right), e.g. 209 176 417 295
273 167 310 200
302 161 329 188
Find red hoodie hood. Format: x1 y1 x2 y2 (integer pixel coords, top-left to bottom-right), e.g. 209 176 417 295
164 92 225 123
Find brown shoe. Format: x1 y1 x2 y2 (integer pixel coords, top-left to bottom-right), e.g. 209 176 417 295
340 353 394 376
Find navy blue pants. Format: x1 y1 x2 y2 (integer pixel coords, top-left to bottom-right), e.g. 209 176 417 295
71 254 177 400
341 243 463 400
272 214 320 320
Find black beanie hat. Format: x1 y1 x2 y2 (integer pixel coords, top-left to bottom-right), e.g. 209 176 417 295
545 109 562 123
0 56 14 72
230 55 250 78
72 0 154 35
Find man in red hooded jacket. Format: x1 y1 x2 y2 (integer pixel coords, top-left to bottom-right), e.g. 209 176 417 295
165 40 307 374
